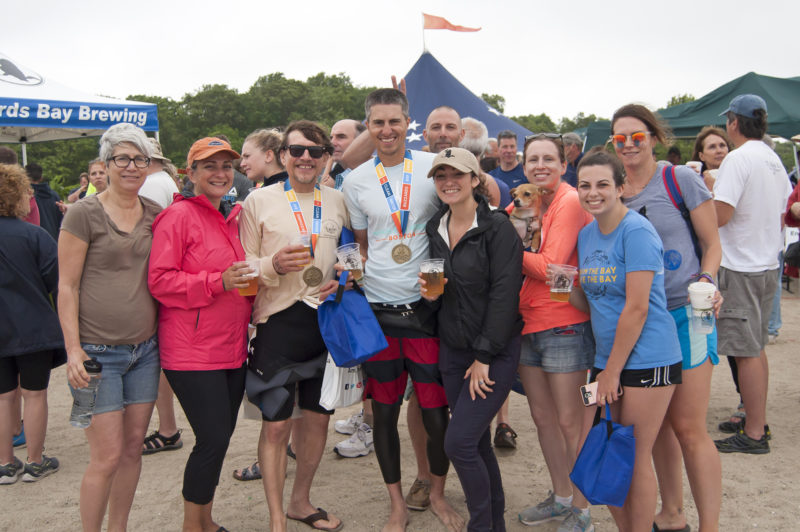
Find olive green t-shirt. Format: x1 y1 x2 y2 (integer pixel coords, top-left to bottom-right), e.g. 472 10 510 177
61 195 161 345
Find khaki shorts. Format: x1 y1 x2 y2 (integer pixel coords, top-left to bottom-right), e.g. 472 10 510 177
717 267 778 358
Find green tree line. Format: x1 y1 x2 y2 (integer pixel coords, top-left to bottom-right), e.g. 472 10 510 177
4 80 796 198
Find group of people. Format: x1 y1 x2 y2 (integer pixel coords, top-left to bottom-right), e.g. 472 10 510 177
0 85 794 532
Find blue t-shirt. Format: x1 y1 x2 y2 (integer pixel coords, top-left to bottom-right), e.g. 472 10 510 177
578 210 681 370
493 176 512 209
490 163 527 190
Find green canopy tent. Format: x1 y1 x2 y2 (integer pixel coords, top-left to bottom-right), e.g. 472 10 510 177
584 72 800 149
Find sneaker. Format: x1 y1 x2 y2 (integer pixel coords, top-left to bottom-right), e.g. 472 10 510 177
333 423 373 458
557 507 594 532
13 421 25 449
0 457 24 485
718 418 772 440
21 455 59 482
715 431 769 454
519 492 571 525
768 334 778 344
334 410 363 435
404 478 431 511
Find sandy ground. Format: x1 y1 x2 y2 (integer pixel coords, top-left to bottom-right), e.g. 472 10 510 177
3 286 799 532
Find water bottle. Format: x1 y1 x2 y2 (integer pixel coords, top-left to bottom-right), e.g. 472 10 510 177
70 358 103 428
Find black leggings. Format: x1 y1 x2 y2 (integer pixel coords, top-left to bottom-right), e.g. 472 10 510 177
164 365 246 505
371 399 450 484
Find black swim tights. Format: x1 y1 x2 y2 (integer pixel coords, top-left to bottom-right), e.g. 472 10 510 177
371 399 450 484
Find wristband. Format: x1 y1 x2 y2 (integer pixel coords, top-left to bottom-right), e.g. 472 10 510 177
695 271 716 286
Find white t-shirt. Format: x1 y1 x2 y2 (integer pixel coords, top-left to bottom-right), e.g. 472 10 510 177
139 170 179 209
342 150 439 304
714 140 792 271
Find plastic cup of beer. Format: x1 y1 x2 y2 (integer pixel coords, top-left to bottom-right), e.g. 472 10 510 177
688 281 716 334
336 243 363 282
237 260 260 296
549 264 578 302
290 233 312 266
420 259 445 298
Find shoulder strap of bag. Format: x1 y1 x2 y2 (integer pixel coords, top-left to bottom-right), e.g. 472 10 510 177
662 165 703 262
603 404 614 437
334 271 350 304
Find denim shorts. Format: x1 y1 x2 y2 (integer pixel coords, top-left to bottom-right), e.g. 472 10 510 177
519 322 595 373
70 334 160 415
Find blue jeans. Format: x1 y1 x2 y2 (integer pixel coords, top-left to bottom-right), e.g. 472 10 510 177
72 334 160 414
768 251 783 336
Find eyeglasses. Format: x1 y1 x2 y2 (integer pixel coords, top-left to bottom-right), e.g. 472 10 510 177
109 155 151 169
611 132 649 149
525 133 562 142
285 145 330 159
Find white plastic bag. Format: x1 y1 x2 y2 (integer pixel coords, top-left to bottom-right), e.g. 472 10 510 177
319 354 365 410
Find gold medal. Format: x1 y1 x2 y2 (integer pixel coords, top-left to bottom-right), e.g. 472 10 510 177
302 266 324 287
391 243 412 264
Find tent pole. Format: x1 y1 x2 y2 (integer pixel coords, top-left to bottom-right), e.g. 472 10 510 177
21 143 27 166
422 14 427 52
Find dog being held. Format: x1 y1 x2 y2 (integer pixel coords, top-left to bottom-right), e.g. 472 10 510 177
509 183 544 250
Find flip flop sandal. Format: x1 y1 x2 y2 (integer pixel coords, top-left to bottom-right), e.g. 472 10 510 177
653 524 690 532
287 507 344 531
232 461 261 481
142 430 183 455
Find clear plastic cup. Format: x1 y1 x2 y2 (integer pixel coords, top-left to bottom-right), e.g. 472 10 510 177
549 264 578 302
290 233 312 266
237 260 260 296
336 243 363 282
420 259 445 298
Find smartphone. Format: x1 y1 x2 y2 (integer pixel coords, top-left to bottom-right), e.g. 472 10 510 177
579 382 623 407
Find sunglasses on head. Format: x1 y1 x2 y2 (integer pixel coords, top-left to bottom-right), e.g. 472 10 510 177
612 132 649 149
525 132 562 142
285 144 330 159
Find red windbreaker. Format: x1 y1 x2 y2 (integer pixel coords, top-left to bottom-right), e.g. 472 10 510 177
148 194 252 371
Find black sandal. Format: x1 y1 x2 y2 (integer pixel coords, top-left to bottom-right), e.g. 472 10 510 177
142 429 182 455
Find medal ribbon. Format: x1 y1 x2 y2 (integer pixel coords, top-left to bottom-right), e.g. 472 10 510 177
374 150 413 237
284 180 321 257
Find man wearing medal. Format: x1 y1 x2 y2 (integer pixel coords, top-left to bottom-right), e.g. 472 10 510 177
240 120 348 532
342 89 464 532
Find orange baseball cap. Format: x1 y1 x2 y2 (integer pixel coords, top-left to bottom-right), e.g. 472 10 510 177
186 137 241 168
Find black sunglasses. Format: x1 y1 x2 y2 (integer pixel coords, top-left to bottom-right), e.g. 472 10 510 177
285 145 330 159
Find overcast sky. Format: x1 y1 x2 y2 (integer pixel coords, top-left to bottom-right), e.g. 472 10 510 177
4 0 798 122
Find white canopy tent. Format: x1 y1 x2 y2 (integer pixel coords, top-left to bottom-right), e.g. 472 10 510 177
0 53 159 164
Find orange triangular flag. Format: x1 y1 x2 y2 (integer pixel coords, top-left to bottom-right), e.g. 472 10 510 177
423 13 481 32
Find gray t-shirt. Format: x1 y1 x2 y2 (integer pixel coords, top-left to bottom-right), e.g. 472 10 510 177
61 195 161 344
622 163 712 310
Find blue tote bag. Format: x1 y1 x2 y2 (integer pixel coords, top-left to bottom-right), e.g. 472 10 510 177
569 404 636 507
318 270 388 368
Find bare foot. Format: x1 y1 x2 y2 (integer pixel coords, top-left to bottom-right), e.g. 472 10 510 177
430 495 465 532
381 505 409 532
268 513 286 532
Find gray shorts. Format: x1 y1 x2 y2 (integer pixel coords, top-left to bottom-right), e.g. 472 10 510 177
717 267 778 358
519 322 595 373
